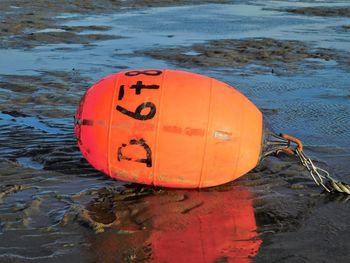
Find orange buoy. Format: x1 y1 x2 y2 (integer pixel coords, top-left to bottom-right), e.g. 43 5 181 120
74 69 287 188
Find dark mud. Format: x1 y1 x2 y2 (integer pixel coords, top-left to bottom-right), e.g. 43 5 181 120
0 10 118 48
142 38 348 75
0 0 231 49
286 6 350 18
0 70 90 118
241 157 350 262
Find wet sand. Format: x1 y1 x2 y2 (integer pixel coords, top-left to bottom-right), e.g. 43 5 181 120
286 6 350 18
0 0 230 48
1 1 350 262
142 38 348 75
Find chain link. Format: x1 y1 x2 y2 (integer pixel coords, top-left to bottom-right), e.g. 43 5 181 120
295 148 350 194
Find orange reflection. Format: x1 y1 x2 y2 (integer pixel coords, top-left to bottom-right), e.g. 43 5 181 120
89 187 261 263
148 187 261 263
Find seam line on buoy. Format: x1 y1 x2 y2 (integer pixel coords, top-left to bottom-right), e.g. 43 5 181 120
153 69 166 187
108 75 120 177
198 77 213 188
232 94 245 180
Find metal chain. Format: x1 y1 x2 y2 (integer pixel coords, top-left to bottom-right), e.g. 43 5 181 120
295 148 350 194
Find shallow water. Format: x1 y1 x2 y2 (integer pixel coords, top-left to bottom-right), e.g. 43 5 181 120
1 0 350 262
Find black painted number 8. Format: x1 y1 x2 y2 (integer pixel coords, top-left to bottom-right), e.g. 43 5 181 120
125 70 162 77
116 102 156 120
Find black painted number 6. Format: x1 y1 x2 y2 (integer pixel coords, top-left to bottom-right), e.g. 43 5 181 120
116 102 156 120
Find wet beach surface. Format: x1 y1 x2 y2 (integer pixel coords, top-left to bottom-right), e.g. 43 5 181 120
1 0 350 262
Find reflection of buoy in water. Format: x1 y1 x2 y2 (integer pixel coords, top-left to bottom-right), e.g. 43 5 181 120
148 188 261 263
75 69 289 188
89 187 261 262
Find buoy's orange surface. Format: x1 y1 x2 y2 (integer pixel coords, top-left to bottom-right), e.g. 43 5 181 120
75 69 263 188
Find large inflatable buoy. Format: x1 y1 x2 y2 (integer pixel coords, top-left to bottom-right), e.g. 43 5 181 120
74 69 288 188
